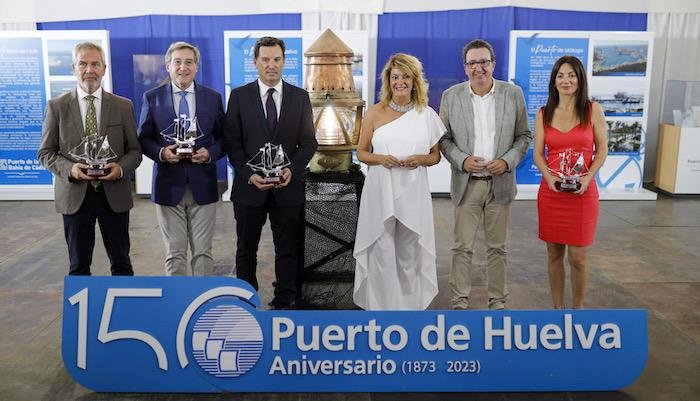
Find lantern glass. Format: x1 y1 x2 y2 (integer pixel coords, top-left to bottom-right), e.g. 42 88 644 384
313 106 357 146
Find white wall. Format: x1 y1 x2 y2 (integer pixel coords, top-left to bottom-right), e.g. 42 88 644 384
3 0 700 24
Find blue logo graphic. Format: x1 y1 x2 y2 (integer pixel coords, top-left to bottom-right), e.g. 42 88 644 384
191 304 263 378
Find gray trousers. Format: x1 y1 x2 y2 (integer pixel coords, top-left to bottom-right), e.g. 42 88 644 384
156 187 217 276
450 179 511 309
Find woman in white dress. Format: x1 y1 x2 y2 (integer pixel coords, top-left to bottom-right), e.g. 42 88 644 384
353 53 447 310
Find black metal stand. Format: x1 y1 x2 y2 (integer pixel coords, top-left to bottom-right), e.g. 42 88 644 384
298 169 364 309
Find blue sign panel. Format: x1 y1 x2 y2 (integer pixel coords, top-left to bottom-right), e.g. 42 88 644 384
63 277 647 393
0 37 51 185
512 36 589 184
228 36 302 89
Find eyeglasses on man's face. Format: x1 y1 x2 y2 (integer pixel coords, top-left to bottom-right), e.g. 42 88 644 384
465 59 492 69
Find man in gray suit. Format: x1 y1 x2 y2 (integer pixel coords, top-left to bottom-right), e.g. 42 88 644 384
439 39 531 310
38 42 142 276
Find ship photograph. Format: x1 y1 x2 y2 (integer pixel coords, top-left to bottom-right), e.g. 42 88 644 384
590 80 645 117
592 41 648 76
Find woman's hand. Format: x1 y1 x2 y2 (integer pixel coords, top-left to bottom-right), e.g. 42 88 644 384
378 154 402 168
401 155 425 170
574 174 593 195
544 172 560 192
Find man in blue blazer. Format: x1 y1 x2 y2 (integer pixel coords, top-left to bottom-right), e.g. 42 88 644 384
223 36 317 309
138 42 224 276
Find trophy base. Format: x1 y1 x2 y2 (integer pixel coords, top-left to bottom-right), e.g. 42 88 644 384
176 147 193 158
85 166 109 177
262 175 282 184
555 181 581 192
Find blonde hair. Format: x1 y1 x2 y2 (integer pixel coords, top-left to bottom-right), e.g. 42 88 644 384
378 53 428 110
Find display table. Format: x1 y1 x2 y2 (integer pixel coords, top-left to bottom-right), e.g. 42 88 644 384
298 169 364 309
655 124 700 194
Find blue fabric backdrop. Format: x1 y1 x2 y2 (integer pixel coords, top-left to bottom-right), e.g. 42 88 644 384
39 8 647 179
39 14 301 180
377 7 647 110
39 14 301 114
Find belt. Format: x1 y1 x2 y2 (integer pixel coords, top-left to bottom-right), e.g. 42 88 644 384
470 175 492 181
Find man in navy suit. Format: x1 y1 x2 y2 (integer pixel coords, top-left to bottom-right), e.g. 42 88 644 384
138 41 224 275
223 36 317 309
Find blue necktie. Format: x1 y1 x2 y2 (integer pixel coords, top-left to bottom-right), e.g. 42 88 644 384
178 91 189 118
266 88 277 131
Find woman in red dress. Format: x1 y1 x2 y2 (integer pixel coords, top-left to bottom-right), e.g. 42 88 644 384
533 56 608 309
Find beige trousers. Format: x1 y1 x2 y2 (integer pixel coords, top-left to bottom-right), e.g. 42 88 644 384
156 186 217 276
450 179 511 309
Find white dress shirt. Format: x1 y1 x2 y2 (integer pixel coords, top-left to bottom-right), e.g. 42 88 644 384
76 86 123 178
469 82 496 176
171 82 196 117
76 86 103 132
159 83 197 163
257 79 283 120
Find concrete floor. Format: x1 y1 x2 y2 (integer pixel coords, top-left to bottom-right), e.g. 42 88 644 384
1 191 699 401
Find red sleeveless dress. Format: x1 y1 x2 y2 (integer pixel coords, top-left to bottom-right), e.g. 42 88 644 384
537 110 599 247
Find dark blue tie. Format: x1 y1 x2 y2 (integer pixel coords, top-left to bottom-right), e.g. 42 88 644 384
178 91 189 118
266 88 277 131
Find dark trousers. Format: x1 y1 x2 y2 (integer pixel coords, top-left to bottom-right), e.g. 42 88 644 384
234 196 303 307
63 186 133 276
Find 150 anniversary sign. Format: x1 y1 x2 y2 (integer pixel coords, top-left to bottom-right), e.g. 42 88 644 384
62 277 647 392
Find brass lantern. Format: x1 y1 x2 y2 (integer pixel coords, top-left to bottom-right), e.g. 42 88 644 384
304 29 365 173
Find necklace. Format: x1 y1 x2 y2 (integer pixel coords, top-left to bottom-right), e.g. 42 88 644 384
389 99 414 113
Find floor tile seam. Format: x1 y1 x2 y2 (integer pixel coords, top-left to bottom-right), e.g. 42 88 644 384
635 225 700 228
128 225 164 243
646 269 700 283
593 278 700 286
0 228 63 266
2 312 62 362
621 281 700 286
593 278 700 345
0 286 63 294
583 270 678 309
645 309 700 348
599 211 638 228
590 263 700 285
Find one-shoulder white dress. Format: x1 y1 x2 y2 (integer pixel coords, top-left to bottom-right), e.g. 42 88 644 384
353 107 446 310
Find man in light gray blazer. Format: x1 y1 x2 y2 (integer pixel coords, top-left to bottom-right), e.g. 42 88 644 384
38 42 142 276
439 39 531 310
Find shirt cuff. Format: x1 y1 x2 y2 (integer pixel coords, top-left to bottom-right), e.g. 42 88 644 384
500 158 511 172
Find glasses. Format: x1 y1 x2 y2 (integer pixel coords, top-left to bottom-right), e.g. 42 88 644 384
465 59 492 69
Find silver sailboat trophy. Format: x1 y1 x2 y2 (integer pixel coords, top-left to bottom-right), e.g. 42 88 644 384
246 142 291 184
160 114 205 157
68 134 117 177
549 148 588 192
